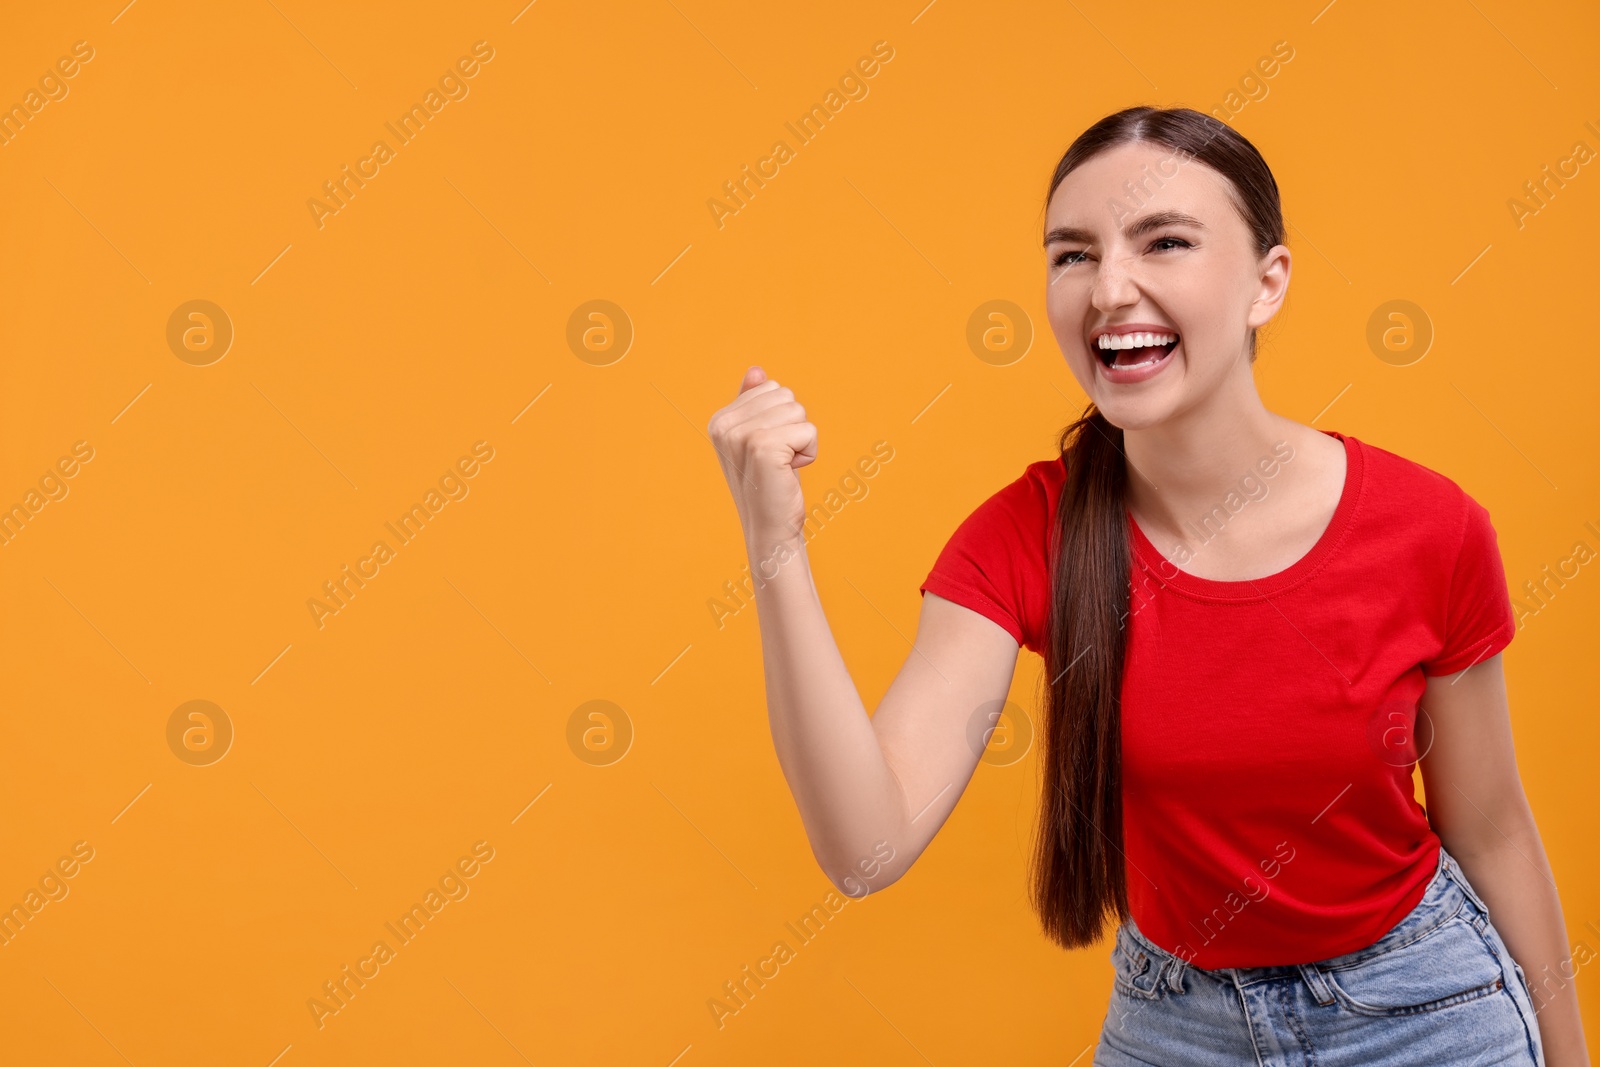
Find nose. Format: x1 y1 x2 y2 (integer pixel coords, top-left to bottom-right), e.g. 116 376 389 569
1090 248 1141 314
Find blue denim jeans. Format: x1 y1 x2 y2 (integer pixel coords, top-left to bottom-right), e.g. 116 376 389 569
1094 844 1545 1065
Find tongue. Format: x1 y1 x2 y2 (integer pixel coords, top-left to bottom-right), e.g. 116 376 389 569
1113 344 1166 367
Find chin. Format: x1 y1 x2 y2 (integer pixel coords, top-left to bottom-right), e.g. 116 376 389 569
1079 350 1193 430
1092 400 1173 433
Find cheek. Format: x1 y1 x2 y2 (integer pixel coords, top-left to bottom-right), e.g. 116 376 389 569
1046 306 1086 362
1167 257 1252 330
1044 285 1088 344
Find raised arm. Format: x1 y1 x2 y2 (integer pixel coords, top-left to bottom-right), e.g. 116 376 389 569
708 367 1023 895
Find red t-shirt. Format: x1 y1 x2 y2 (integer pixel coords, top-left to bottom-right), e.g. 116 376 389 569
919 430 1517 968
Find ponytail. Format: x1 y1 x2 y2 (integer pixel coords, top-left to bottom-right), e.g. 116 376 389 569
1032 406 1131 948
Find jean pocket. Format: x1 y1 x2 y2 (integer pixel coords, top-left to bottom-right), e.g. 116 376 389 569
1320 911 1505 1017
1510 957 1533 999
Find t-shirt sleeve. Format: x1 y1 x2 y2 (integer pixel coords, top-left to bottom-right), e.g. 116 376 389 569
918 465 1049 654
1420 497 1516 677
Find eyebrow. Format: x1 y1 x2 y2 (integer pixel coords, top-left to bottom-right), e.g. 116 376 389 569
1043 209 1207 247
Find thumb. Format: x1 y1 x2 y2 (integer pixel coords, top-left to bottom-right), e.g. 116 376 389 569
737 365 767 395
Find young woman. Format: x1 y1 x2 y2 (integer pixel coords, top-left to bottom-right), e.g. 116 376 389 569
706 106 1587 1065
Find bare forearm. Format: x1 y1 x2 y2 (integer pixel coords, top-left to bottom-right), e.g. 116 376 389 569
1448 824 1591 1066
744 530 911 887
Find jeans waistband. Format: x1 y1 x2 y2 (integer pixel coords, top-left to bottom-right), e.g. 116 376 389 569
1119 843 1479 996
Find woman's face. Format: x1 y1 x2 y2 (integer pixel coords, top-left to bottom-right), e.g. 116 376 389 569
1043 140 1288 430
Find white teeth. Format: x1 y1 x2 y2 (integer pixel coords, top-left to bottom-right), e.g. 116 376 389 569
1097 331 1177 350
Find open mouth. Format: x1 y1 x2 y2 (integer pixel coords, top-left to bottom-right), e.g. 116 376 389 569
1097 336 1179 369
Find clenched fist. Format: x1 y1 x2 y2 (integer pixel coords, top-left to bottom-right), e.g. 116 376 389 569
707 366 818 549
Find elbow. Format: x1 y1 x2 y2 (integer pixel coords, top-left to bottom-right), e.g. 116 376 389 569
823 864 903 899
819 837 907 899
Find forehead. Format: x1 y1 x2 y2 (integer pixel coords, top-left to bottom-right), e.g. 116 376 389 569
1044 140 1235 233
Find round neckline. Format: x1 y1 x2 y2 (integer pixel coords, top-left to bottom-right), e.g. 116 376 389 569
1126 430 1363 601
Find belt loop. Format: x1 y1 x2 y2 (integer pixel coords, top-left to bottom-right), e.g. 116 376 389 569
1164 955 1189 994
1298 962 1336 1006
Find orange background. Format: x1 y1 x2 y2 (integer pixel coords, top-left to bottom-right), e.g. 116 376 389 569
1 1 1597 1063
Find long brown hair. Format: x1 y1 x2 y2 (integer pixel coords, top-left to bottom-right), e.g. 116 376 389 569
1032 106 1286 949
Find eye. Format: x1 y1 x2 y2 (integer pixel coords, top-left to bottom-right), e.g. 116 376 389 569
1052 236 1190 269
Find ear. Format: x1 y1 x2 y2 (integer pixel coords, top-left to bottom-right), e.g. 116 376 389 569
1247 244 1291 331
